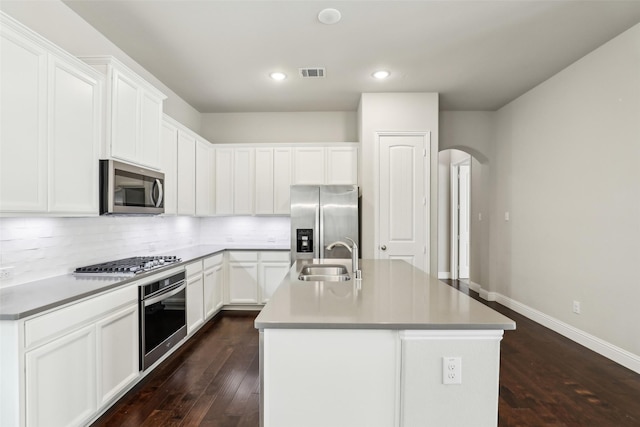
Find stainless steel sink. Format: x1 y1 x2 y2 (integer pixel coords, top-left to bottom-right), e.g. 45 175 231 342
298 264 351 282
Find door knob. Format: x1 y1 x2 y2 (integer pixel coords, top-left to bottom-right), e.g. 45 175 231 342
380 245 387 251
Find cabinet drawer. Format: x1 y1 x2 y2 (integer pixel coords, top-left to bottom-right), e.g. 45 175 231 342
203 253 224 270
25 285 137 349
227 251 258 262
260 251 290 262
185 260 203 278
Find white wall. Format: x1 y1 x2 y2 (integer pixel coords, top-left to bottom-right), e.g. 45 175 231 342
491 23 640 359
0 0 202 132
358 93 440 273
200 112 357 143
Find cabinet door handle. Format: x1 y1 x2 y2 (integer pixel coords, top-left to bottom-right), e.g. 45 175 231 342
380 245 387 251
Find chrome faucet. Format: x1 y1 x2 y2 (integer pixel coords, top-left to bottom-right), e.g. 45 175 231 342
327 237 361 279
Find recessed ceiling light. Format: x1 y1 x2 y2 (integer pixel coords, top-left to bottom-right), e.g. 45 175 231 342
318 8 341 25
270 72 287 81
372 70 390 79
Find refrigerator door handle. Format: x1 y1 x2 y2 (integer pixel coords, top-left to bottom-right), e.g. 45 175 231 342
317 203 322 259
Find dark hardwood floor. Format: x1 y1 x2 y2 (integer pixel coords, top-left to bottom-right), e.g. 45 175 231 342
92 286 640 427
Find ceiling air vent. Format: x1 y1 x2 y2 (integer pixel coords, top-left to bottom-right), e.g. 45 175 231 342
299 68 326 78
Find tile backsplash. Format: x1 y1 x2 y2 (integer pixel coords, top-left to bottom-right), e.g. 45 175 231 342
0 216 290 288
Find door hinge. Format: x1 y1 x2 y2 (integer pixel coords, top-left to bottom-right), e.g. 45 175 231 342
423 197 427 206
423 149 427 157
424 246 427 254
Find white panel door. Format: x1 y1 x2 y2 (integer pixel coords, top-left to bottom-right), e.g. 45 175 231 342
0 26 48 212
25 325 96 427
293 147 325 184
326 146 358 185
228 262 259 304
204 263 224 318
255 147 274 214
215 148 233 215
177 131 196 216
233 148 254 214
160 121 178 215
378 133 428 271
195 139 213 216
48 57 100 214
259 262 290 303
273 147 292 214
111 70 138 162
458 164 471 279
186 273 204 334
139 90 162 169
96 304 138 405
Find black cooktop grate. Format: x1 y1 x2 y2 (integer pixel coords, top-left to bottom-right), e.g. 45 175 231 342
74 255 181 275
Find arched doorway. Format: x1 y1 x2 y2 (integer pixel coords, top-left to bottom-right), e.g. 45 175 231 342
438 149 472 281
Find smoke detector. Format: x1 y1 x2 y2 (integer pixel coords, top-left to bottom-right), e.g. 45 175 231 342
299 68 326 78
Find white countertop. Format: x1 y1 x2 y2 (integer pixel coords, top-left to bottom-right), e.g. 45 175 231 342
0 244 288 320
255 259 516 330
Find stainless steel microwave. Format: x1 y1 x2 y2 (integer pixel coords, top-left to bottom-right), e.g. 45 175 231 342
100 160 164 215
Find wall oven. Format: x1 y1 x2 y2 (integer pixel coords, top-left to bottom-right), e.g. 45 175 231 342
139 270 187 371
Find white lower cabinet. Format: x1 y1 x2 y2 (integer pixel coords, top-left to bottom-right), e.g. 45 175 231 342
20 285 138 427
203 254 224 319
186 261 204 334
26 325 97 427
97 304 139 405
227 252 259 304
259 252 291 303
226 251 290 305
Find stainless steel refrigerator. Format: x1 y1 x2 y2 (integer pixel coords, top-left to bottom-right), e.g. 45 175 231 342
290 185 359 264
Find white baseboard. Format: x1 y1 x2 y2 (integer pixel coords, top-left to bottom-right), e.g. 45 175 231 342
438 272 451 279
473 284 640 375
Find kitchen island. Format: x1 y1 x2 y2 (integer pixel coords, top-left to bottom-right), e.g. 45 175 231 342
255 259 516 427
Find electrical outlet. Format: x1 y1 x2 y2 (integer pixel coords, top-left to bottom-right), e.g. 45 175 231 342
572 300 581 314
442 357 462 385
0 267 14 280
504 211 510 221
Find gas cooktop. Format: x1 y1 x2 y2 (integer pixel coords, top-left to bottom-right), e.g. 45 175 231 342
74 255 181 276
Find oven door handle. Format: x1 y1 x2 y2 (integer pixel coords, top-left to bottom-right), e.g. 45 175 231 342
143 282 186 306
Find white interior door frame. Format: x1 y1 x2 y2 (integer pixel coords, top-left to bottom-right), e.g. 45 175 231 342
374 131 430 272
450 159 470 280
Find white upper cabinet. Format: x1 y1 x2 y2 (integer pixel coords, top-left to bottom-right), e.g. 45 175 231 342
195 138 215 216
0 13 102 215
215 148 234 215
177 130 196 216
255 147 292 215
233 148 255 214
255 148 274 215
81 56 166 170
215 147 254 215
48 57 101 214
293 147 326 185
326 146 358 185
293 145 358 186
160 118 178 215
273 148 292 214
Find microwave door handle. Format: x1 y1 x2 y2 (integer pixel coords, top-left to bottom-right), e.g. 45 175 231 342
155 179 163 208
150 179 163 208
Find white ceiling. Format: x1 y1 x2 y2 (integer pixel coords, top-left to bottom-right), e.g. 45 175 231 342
62 0 640 113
